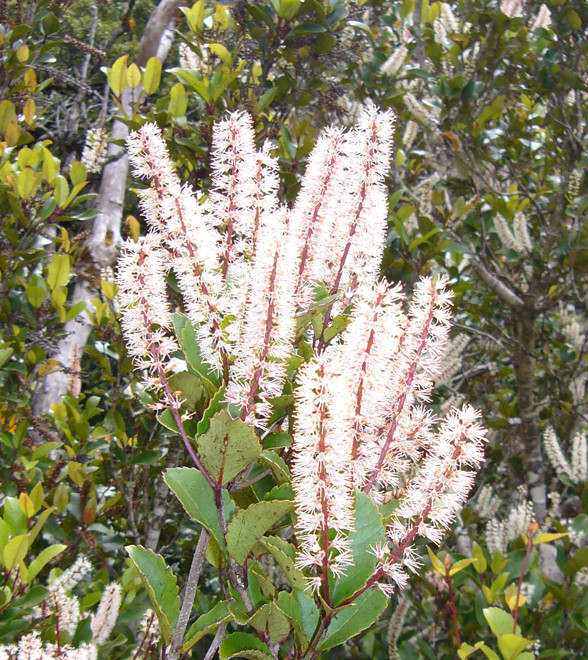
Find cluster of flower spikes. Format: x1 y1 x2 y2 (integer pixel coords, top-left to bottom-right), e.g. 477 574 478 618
117 107 486 597
0 556 121 660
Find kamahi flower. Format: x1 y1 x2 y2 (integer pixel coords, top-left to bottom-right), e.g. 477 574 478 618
119 108 486 599
116 233 180 406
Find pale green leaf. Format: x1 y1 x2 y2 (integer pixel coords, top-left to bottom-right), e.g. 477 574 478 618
27 544 66 583
197 410 262 486
226 500 292 565
143 57 162 95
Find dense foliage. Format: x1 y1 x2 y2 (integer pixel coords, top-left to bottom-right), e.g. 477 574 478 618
0 1 586 659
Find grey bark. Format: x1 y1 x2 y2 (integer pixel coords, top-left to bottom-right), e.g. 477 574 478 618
469 255 525 309
33 0 185 415
512 307 547 521
167 529 211 660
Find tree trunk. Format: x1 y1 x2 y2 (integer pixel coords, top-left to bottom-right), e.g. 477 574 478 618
512 306 547 521
33 0 186 414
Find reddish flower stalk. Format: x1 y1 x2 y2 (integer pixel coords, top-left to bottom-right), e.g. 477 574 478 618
443 556 461 649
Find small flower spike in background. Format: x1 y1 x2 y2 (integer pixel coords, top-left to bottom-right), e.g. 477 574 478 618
117 107 486 659
0 558 122 659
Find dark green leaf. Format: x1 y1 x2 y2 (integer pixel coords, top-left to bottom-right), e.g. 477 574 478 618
182 600 231 652
332 491 386 605
219 632 272 659
126 545 180 644
319 588 387 650
259 537 307 590
164 468 228 550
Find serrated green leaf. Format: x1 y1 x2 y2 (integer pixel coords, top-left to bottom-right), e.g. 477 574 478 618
259 537 307 590
248 562 276 602
292 588 320 641
126 545 180 644
323 314 351 343
173 314 220 393
219 632 272 659
260 450 290 485
197 386 226 435
275 591 308 649
263 432 292 450
157 409 179 434
332 491 386 605
229 600 249 625
182 600 231 652
266 601 290 645
226 500 292 565
319 588 388 650
164 467 233 551
247 603 269 634
167 371 204 410
197 410 262 486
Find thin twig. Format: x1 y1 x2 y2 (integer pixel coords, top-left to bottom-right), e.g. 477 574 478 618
203 622 228 660
167 529 211 660
229 468 272 493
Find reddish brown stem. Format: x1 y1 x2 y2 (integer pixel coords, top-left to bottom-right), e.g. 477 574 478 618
444 559 461 649
241 249 280 421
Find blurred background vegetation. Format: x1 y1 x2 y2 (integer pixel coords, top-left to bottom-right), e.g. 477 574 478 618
0 0 586 658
